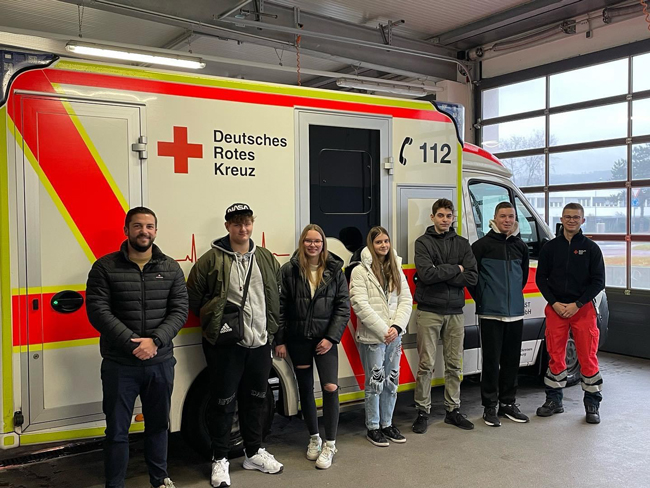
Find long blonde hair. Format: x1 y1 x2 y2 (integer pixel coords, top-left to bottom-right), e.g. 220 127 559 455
298 224 329 288
367 226 401 295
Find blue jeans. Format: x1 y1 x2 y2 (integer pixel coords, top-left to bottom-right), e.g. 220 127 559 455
358 338 402 430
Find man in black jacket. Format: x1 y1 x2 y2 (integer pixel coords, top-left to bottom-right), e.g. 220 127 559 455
86 207 188 488
535 203 605 424
412 198 478 434
470 202 530 427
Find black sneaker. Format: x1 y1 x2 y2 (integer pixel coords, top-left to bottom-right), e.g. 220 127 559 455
498 403 530 423
382 425 406 443
366 429 389 447
483 407 500 427
444 409 474 430
412 411 429 434
585 404 600 424
536 400 564 417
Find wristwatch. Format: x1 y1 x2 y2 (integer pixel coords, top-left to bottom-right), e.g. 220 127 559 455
575 301 584 308
153 337 163 348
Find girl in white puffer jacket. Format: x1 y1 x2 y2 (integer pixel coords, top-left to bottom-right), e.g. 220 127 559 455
350 226 413 447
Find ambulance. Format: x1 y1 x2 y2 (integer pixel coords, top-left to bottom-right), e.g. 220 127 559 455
0 49 608 454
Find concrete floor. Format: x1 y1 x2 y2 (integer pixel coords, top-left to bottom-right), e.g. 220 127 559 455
1 351 648 488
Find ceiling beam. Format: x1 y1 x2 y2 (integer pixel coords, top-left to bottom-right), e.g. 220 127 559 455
54 0 462 80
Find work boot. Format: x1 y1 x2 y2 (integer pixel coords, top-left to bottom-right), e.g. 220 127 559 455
585 404 601 424
536 399 564 417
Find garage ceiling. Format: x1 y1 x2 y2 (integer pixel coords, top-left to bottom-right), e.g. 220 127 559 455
0 0 630 87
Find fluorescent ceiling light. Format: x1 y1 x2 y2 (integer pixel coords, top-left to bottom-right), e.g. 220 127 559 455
336 78 439 97
66 41 206 69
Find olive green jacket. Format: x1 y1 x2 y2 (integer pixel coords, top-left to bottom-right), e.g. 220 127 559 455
187 242 281 345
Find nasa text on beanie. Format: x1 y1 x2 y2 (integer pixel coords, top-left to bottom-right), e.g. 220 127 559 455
225 203 253 221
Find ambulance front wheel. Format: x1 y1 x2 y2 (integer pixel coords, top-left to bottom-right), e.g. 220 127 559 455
181 369 275 459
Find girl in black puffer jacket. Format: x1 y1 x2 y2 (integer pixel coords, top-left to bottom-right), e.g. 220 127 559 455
275 224 350 470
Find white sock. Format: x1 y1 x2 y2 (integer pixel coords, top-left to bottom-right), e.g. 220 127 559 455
325 440 336 448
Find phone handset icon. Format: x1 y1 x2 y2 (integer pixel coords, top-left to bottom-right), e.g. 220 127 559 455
399 137 413 165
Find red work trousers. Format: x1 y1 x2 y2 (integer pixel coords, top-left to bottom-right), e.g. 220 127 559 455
545 302 600 378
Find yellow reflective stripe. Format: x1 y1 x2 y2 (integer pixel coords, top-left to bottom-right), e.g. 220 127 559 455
456 141 463 235
8 118 95 263
11 284 86 295
51 85 129 213
20 422 145 445
177 327 201 336
1 105 14 433
53 60 436 111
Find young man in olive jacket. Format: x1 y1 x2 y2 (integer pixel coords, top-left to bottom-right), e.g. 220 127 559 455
535 203 605 424
412 198 478 434
470 202 530 427
86 207 188 488
187 203 283 488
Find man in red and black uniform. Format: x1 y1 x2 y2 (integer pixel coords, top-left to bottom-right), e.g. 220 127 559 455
535 202 605 424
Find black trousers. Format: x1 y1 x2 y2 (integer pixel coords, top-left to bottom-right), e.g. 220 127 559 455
101 357 175 488
202 340 272 460
286 337 340 441
480 318 523 408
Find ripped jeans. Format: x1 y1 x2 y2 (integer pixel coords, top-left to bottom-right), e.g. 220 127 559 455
358 337 402 430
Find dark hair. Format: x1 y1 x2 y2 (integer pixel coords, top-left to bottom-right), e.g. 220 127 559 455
432 198 454 215
227 213 255 224
563 202 584 214
125 207 157 228
494 201 515 216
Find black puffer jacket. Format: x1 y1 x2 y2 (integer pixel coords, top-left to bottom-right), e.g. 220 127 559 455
86 241 189 366
276 251 350 345
414 226 478 315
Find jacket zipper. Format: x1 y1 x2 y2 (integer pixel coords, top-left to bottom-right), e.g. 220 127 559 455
505 238 511 315
564 236 571 297
306 272 334 337
140 265 146 337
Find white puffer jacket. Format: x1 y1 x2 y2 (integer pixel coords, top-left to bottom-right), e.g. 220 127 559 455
350 247 413 345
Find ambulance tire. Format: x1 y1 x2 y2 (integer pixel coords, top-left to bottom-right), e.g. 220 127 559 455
181 370 276 459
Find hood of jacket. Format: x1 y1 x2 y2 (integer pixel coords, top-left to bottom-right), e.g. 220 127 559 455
360 246 403 269
211 235 256 255
424 225 458 240
488 219 520 238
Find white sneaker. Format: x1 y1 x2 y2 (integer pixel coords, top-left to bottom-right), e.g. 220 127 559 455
242 448 284 474
315 444 337 470
152 479 176 488
306 436 322 460
211 458 231 487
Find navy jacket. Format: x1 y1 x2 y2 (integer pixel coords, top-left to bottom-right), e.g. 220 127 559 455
470 229 529 317
535 230 605 307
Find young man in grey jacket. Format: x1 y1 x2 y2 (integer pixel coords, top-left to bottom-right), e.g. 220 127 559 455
187 203 283 488
412 198 478 434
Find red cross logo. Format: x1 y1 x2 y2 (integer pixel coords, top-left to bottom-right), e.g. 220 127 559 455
157 126 203 174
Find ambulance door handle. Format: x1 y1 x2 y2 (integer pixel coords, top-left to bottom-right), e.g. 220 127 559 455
32 299 39 311
51 291 85 314
132 136 148 161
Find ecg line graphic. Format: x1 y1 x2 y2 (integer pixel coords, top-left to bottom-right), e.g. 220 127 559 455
262 232 291 257
175 234 198 263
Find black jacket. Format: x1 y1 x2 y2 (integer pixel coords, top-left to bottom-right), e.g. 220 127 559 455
470 229 529 317
276 251 350 345
414 226 478 315
86 241 189 366
536 229 605 306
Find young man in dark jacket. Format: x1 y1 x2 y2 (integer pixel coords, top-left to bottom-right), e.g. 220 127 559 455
535 202 605 424
412 198 478 434
187 203 283 487
86 207 188 488
470 202 530 427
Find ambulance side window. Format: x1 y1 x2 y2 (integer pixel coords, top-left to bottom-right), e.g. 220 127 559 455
468 181 511 239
